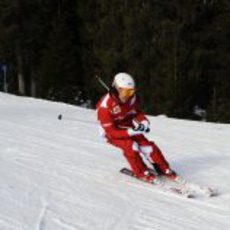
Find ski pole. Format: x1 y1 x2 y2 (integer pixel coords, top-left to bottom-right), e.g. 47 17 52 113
95 75 110 91
57 114 97 125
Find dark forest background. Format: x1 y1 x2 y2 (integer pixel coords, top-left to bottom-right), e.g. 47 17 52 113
0 0 229 122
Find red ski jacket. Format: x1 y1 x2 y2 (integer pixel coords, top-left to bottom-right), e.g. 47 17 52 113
96 93 148 139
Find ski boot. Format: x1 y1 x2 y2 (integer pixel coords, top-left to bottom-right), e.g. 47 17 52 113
163 168 178 181
138 170 161 184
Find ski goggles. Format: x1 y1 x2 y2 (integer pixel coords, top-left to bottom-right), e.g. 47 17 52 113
118 87 135 98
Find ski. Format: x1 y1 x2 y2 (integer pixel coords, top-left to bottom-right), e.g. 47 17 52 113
171 176 218 197
120 167 218 198
120 168 195 198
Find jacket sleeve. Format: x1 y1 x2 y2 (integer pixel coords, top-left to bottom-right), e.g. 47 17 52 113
97 107 130 139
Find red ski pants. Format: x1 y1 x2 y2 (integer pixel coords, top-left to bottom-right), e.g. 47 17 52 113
108 134 169 177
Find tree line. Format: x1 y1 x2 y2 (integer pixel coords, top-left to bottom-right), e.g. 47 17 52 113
0 0 229 122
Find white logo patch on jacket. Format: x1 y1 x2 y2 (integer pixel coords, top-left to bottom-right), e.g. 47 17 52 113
112 105 121 114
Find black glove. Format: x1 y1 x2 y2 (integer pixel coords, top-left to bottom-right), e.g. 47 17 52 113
133 120 150 133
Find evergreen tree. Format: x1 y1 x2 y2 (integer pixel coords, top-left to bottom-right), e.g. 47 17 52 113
0 0 229 122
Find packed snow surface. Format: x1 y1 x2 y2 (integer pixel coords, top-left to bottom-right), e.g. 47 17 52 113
0 92 230 230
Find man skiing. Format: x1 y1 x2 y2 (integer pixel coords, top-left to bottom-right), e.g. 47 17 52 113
96 73 178 184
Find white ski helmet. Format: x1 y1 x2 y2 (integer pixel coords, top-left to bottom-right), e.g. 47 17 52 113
112 73 135 89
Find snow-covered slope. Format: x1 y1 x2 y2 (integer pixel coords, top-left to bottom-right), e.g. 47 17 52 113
0 92 229 230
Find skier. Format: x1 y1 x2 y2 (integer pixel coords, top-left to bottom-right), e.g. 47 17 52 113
96 73 178 183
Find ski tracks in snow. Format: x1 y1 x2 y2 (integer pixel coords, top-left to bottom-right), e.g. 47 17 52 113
35 200 80 230
36 200 48 230
1 93 230 230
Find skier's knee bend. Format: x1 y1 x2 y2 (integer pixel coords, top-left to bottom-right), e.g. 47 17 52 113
149 141 162 155
123 140 139 157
